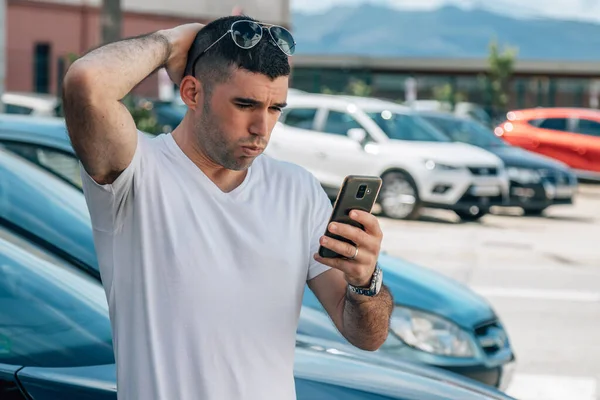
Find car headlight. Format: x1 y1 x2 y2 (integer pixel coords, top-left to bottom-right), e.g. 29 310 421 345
424 160 461 171
507 167 541 184
389 306 476 357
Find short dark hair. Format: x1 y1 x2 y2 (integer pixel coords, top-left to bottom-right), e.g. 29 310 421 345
184 15 290 93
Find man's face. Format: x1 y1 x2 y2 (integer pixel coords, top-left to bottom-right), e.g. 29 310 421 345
194 69 288 171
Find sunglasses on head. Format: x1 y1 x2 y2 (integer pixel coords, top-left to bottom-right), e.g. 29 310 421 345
189 19 296 76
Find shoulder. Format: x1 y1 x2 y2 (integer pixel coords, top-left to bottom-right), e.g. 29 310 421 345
258 154 322 192
257 154 331 217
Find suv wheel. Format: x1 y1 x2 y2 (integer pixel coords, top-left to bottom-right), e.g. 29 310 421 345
523 206 547 216
455 207 488 222
379 171 421 220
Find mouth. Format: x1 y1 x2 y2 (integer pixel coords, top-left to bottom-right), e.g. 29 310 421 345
241 146 264 156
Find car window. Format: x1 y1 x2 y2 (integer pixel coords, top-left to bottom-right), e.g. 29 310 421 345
527 118 544 127
322 111 362 136
367 112 451 142
4 104 33 115
537 118 568 131
0 226 113 368
281 108 318 130
0 142 82 189
423 116 506 148
575 118 600 137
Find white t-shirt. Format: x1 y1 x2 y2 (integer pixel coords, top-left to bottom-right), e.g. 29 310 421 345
80 131 333 400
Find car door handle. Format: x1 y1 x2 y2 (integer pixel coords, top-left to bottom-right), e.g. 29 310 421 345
572 147 586 155
316 151 327 158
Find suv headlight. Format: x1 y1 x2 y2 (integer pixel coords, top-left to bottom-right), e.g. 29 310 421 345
424 160 461 171
507 167 541 184
390 306 476 357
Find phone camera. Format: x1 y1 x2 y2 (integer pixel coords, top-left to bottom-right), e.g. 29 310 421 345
356 184 367 199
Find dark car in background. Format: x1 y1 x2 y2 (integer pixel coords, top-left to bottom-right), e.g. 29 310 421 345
0 114 516 390
420 112 578 215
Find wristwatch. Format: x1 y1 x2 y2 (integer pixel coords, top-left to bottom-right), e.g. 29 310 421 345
348 264 383 297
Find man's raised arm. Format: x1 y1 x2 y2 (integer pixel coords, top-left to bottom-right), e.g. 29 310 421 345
62 24 203 184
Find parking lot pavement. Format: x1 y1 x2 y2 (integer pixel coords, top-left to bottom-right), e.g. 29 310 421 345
376 184 600 400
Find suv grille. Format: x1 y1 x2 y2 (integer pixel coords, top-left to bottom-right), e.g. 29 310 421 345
539 169 570 185
468 167 498 176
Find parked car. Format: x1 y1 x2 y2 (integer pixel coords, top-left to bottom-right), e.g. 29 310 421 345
1 92 61 117
268 93 509 221
420 112 578 216
0 125 516 390
0 219 516 400
406 100 494 127
495 107 600 182
0 114 154 191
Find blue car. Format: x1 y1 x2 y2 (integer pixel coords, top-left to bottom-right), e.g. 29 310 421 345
0 207 515 400
0 114 516 389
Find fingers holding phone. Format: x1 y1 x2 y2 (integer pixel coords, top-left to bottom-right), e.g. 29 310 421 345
315 176 383 288
314 210 383 287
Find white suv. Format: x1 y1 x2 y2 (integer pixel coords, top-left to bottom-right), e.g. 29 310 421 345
267 92 509 221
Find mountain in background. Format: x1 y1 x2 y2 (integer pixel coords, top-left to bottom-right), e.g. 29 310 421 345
291 4 600 60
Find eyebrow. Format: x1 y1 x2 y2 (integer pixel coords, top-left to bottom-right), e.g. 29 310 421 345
233 97 287 108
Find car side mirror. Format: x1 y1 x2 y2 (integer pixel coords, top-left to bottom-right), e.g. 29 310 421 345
347 128 367 143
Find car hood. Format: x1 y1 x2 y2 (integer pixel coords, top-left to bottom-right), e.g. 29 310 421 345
381 141 502 167
16 339 512 400
302 253 495 330
295 335 514 400
377 253 496 328
485 145 571 171
18 364 116 399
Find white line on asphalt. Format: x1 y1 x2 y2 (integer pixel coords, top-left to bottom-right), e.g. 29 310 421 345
473 287 600 302
506 373 597 400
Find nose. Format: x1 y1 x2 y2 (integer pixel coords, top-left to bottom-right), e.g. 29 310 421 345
249 109 269 137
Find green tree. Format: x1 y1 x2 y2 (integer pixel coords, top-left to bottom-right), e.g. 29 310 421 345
321 78 373 97
432 83 466 110
122 96 163 134
482 39 518 116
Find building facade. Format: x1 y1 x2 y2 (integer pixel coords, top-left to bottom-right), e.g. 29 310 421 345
5 0 600 112
5 0 289 97
289 55 600 113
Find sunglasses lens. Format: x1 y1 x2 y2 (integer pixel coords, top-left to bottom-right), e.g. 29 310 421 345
270 26 295 55
232 21 262 49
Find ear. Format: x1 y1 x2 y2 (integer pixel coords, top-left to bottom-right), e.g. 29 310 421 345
179 76 205 110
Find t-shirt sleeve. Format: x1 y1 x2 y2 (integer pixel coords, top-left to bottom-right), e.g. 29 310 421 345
79 130 147 234
307 175 333 281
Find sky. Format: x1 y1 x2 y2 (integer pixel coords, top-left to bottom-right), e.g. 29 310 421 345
291 0 600 23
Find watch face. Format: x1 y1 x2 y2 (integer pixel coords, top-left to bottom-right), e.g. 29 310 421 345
374 269 383 293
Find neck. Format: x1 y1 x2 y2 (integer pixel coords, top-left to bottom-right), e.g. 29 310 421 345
171 118 248 193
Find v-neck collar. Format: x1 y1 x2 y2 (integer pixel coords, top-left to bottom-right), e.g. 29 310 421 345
162 133 257 202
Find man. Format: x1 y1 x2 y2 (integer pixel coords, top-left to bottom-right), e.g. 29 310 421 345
62 15 393 400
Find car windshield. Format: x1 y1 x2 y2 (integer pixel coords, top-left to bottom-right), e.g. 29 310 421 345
366 111 451 142
424 116 507 148
0 225 113 368
0 149 99 275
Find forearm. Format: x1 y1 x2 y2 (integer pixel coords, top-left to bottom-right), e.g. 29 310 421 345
66 31 172 100
341 285 394 351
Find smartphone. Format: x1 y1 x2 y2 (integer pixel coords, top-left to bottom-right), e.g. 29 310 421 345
318 175 382 259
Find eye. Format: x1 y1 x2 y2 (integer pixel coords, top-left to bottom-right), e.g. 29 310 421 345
236 103 253 109
270 106 283 113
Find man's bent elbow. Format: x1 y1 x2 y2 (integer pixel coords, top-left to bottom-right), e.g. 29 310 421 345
62 61 101 105
352 330 389 352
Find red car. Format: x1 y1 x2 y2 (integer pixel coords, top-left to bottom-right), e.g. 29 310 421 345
495 108 600 181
